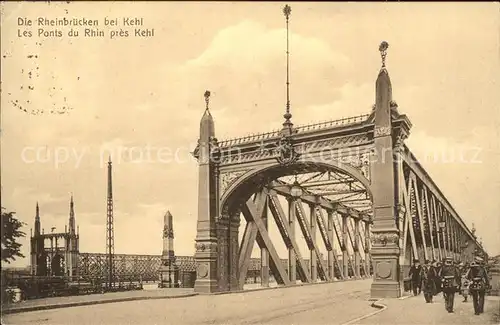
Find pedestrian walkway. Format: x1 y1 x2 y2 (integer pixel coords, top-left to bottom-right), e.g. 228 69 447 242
357 293 500 325
2 288 196 314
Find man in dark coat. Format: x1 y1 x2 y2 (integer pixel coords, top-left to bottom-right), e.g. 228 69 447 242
408 259 422 296
467 257 490 315
438 256 461 313
432 260 442 295
421 259 437 303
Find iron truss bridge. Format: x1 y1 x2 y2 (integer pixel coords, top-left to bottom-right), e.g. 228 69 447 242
191 49 487 298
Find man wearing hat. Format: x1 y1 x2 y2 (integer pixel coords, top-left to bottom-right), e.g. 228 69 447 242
421 259 437 303
467 256 490 315
438 256 461 313
408 259 422 296
432 260 442 295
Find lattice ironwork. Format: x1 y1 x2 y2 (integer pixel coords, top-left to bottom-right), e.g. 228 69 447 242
78 253 268 282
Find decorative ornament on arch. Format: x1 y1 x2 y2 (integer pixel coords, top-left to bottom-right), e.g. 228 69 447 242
374 126 391 138
209 136 221 161
300 134 370 154
393 136 406 155
390 100 399 114
219 169 251 196
275 135 300 165
320 151 372 182
220 149 275 165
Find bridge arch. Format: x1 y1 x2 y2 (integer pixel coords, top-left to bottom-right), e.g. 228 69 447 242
221 158 373 212
211 157 374 291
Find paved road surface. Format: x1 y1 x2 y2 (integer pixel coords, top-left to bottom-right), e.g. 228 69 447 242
3 287 195 313
358 292 500 325
3 279 373 325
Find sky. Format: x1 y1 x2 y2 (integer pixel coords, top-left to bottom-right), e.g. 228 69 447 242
1 2 499 268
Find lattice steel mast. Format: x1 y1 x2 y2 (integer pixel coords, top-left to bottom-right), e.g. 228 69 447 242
106 156 115 289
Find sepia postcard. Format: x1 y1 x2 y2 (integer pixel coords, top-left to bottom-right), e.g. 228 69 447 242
1 2 499 324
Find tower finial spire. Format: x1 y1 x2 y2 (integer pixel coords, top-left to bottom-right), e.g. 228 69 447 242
379 41 389 69
69 193 75 234
282 4 293 134
204 90 211 111
34 201 41 235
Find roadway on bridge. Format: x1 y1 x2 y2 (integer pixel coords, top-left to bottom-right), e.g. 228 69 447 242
3 279 373 325
358 293 500 325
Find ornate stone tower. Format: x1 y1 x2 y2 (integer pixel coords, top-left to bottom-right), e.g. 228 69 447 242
159 210 179 288
193 91 220 293
369 42 411 298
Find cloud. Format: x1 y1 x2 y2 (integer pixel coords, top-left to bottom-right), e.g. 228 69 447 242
186 20 350 72
177 19 357 138
11 187 68 205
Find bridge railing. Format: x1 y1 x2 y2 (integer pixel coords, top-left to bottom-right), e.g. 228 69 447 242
1 272 147 302
218 114 370 147
295 114 370 134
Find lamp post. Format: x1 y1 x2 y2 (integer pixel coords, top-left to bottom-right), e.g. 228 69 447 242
290 175 303 198
438 219 446 232
460 239 469 262
438 219 446 259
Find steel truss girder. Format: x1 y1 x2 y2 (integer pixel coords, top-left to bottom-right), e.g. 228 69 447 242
295 200 330 281
240 189 291 286
399 154 484 264
316 208 344 279
269 180 371 223
238 194 263 287
236 187 372 286
268 191 312 283
402 150 482 251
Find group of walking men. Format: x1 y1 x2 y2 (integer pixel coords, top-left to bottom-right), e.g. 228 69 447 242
408 256 490 315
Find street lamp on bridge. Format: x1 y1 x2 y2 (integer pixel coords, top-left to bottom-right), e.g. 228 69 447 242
438 219 446 232
290 175 303 198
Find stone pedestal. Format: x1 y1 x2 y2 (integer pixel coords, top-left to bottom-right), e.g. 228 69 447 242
194 240 219 293
370 229 402 298
159 263 179 288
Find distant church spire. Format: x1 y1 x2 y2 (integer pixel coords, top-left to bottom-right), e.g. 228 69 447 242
281 4 294 136
34 202 41 235
69 194 76 234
